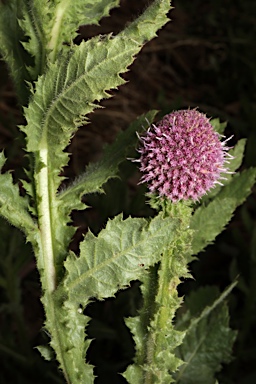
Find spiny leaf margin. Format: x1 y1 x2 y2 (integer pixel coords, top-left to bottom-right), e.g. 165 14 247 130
62 212 179 302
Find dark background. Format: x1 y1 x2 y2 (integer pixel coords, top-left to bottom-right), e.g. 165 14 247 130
0 0 256 383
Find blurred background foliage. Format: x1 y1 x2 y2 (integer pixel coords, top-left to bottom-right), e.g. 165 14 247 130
0 0 256 383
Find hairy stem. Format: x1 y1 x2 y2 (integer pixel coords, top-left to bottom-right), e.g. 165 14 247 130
38 148 56 293
145 250 183 384
36 149 71 382
127 203 192 384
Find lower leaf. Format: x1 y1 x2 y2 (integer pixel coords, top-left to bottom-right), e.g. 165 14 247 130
53 212 179 382
62 212 180 303
174 284 237 384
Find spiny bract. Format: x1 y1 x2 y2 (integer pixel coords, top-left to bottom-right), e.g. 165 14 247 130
138 109 231 202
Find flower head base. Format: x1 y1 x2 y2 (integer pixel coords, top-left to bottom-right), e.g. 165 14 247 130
138 109 231 202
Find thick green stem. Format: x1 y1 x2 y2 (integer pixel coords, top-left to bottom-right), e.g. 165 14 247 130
38 148 56 293
36 149 70 383
136 265 159 368
144 250 183 384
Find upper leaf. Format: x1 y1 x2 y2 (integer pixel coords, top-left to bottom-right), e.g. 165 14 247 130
0 0 98 101
22 0 171 194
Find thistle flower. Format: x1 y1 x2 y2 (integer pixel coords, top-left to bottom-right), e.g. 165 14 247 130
138 109 232 202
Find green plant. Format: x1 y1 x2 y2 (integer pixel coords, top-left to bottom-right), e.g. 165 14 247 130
0 1 255 383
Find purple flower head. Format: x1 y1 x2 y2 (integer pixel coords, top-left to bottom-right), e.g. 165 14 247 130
138 109 232 202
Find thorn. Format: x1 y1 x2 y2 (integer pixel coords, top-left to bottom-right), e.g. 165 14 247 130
127 158 140 162
225 152 235 159
214 180 224 186
136 131 143 142
145 117 151 126
223 135 234 143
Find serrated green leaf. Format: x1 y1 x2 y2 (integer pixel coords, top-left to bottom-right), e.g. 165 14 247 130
47 0 120 61
58 110 157 213
0 152 36 238
62 213 179 303
191 168 256 255
174 284 237 384
120 0 172 43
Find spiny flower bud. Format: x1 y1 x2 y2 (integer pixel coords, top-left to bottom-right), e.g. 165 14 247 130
138 109 232 202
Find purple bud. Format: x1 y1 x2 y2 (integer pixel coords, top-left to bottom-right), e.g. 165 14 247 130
138 109 231 202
